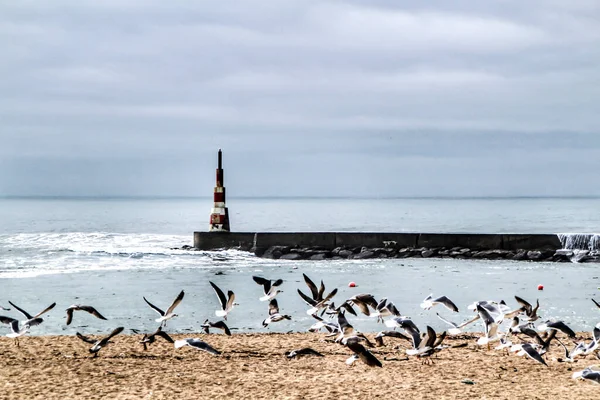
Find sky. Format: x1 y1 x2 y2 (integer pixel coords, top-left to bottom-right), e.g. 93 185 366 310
1 0 599 197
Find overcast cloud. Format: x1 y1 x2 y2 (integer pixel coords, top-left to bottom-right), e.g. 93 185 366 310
1 0 599 197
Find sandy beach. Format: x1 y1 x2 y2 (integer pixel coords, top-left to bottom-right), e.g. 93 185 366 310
1 331 598 400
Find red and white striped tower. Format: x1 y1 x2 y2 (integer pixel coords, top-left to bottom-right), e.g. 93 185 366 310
209 149 231 232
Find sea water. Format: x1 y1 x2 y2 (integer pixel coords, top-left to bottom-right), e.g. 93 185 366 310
0 196 599 336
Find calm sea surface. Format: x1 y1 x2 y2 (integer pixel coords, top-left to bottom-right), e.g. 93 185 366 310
0 197 599 336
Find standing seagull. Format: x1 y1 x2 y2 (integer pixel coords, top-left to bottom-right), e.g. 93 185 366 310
8 301 56 327
209 281 237 320
76 327 124 357
262 299 291 328
65 304 107 326
420 294 459 313
143 290 185 327
252 276 284 301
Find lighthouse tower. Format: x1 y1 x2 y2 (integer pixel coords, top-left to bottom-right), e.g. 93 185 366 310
209 149 230 232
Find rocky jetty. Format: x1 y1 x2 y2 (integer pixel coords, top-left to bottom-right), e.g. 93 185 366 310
176 244 599 263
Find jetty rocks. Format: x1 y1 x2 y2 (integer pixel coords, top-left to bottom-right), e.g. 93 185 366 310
251 245 599 263
191 232 600 263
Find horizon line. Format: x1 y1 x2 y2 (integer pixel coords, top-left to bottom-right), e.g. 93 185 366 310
1 195 600 200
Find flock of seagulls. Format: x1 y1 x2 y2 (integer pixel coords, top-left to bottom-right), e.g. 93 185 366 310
2 274 600 386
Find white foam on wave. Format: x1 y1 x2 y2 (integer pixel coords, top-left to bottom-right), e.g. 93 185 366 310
0 232 265 279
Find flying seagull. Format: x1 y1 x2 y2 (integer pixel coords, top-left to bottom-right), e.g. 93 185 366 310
76 327 124 357
512 343 548 366
139 325 174 351
475 303 502 347
3 318 39 347
346 294 378 316
65 304 107 326
374 330 411 347
420 294 459 313
285 348 325 359
514 296 540 321
436 313 480 335
209 281 237 320
8 301 56 327
252 276 284 301
174 338 221 355
262 299 291 328
143 290 185 327
371 298 401 323
572 366 600 384
297 287 338 316
344 336 382 368
537 319 576 338
201 319 232 336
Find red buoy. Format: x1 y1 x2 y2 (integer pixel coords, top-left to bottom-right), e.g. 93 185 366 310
348 282 357 288
537 284 544 291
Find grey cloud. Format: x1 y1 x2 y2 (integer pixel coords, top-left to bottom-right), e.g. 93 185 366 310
0 1 599 197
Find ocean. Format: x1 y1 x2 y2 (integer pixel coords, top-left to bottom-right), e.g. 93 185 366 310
1 196 599 336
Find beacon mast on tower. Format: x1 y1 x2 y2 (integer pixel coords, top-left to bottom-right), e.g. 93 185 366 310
209 149 230 232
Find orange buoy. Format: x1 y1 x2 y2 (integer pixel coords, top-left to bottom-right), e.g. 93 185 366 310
537 284 544 291
348 282 357 288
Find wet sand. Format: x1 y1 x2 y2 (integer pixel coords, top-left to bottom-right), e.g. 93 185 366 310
1 332 598 400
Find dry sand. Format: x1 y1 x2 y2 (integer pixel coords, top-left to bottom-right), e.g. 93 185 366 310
1 331 598 400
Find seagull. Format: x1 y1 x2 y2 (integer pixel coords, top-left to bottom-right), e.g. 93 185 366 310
285 348 324 359
572 366 600 384
537 319 576 338
509 317 546 346
475 304 502 347
514 296 540 321
467 300 509 323
513 343 548 366
374 330 410 347
371 298 401 323
436 313 480 335
65 304 107 326
323 301 357 318
302 273 324 302
174 338 221 355
3 318 39 346
201 319 232 336
344 336 382 367
252 276 283 301
406 326 447 363
420 294 459 313
76 327 124 357
307 314 340 334
385 317 421 349
262 299 291 328
139 325 174 351
209 281 237 320
346 294 378 316
297 287 338 316
8 301 56 327
555 338 578 363
335 311 356 342
143 290 184 327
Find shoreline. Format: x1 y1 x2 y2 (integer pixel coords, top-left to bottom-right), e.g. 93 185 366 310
2 331 598 399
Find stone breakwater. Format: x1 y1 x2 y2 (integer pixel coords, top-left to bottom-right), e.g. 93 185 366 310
250 245 599 262
190 232 600 263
